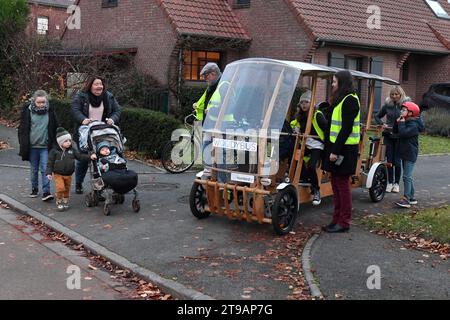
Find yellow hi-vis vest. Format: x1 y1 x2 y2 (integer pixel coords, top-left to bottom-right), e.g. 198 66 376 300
290 110 325 141
194 89 207 121
206 81 234 122
329 93 360 145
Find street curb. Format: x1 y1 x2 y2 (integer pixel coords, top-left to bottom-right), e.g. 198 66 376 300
132 158 167 173
0 193 214 300
301 233 323 298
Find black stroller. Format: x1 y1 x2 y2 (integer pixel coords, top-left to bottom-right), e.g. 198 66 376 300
83 121 140 215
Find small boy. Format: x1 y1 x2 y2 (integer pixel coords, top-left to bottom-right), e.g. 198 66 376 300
393 102 425 208
46 127 93 211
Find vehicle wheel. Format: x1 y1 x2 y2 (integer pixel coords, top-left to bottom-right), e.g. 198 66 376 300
369 164 388 202
103 204 111 216
132 199 140 213
85 194 94 207
161 139 197 174
189 182 210 219
272 185 298 235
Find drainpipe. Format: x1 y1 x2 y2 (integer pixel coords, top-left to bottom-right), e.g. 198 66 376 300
177 47 183 113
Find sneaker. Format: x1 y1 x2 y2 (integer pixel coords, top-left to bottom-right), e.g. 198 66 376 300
395 197 411 208
312 190 321 206
409 198 418 205
29 188 38 198
385 183 393 193
75 183 83 194
392 183 400 193
56 200 65 211
63 199 70 210
42 192 54 201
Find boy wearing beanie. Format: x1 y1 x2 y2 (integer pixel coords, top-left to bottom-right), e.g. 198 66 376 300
46 127 93 211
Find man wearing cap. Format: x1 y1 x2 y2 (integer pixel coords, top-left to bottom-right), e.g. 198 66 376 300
193 62 222 123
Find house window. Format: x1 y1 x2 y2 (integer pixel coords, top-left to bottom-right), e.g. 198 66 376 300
424 0 450 19
234 0 251 9
183 50 221 81
37 16 49 35
402 62 409 82
102 0 118 8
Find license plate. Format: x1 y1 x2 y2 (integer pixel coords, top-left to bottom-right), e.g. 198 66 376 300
231 173 255 184
212 138 257 152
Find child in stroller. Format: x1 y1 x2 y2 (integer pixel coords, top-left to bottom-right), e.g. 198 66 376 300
83 121 140 215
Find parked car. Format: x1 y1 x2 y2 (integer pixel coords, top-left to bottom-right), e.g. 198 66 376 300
421 83 450 111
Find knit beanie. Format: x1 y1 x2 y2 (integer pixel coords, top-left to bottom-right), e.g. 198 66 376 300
56 127 72 148
96 141 110 153
299 90 312 103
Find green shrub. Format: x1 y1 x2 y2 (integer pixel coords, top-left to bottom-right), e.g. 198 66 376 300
49 99 181 158
421 108 450 137
120 108 180 158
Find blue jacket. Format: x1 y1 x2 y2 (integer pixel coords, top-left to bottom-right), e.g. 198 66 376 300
393 117 425 162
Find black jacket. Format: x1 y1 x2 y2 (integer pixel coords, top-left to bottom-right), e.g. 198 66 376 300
393 117 425 163
46 144 90 176
18 104 58 161
375 97 410 137
322 95 360 176
71 91 121 144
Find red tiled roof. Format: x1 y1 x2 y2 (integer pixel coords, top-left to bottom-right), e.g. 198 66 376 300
288 0 450 54
158 0 250 40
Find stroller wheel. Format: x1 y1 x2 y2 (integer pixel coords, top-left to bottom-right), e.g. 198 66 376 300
85 194 94 207
132 199 140 213
119 194 125 204
103 203 111 216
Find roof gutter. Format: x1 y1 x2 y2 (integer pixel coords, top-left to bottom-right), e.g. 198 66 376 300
316 38 450 56
28 0 72 9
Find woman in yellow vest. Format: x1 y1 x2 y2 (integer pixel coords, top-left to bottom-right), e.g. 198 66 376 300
290 90 328 205
322 70 360 233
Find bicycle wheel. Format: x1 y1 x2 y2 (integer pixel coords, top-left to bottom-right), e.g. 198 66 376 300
161 139 197 174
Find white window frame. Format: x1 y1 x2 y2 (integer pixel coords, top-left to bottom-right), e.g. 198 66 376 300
424 0 450 19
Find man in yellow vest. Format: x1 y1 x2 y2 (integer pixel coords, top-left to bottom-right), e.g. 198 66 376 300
193 62 222 123
322 70 360 233
290 90 328 205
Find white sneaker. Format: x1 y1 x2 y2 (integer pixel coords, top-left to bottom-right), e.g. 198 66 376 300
392 183 400 193
386 183 393 193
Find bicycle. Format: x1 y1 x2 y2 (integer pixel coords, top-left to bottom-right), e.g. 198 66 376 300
161 113 201 173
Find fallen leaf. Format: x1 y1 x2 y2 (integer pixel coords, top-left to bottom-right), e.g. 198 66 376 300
103 224 112 229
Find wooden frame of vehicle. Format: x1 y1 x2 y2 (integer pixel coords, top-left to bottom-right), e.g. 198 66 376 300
190 58 399 235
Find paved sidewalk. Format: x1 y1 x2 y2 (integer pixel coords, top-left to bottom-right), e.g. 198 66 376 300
0 207 129 299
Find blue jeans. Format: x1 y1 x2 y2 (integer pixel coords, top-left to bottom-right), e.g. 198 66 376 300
75 159 89 185
402 160 416 201
29 147 50 193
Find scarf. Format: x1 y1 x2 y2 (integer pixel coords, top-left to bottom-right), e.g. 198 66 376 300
30 100 49 115
88 91 106 108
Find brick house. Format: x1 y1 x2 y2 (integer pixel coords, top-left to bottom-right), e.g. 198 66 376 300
27 0 75 39
61 0 450 112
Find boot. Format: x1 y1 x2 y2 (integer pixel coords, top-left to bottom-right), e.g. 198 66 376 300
75 183 83 194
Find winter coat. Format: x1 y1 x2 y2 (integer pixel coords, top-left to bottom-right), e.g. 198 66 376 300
393 117 425 163
322 95 360 176
375 97 410 137
18 103 58 161
46 144 90 176
71 91 121 145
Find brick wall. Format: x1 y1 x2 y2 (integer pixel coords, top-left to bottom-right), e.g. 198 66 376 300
313 46 404 112
231 0 312 61
27 3 70 38
62 0 177 85
415 55 450 105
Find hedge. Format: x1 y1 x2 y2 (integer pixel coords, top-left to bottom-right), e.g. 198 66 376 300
421 108 450 137
50 99 181 158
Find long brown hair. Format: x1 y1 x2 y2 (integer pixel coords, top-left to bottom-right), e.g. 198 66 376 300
330 70 355 107
82 76 106 93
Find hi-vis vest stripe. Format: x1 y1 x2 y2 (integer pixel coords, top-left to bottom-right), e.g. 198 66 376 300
329 93 360 145
206 81 234 122
289 110 325 141
195 89 207 121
